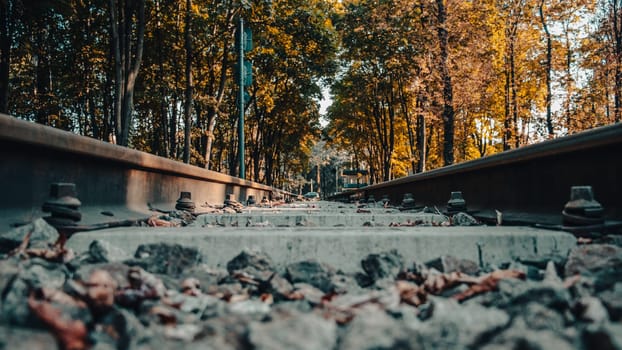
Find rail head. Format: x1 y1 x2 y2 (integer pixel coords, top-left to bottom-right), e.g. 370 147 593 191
365 122 622 191
0 114 271 191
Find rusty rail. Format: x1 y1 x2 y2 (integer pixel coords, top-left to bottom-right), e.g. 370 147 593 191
334 123 622 227
0 114 288 229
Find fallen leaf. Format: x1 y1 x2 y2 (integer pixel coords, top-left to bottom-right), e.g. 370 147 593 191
453 270 526 302
28 295 89 350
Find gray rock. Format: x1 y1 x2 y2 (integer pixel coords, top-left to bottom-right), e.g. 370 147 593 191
176 335 236 350
519 254 568 271
0 325 58 350
565 244 622 292
361 250 404 282
598 282 622 321
425 255 479 275
286 260 336 293
330 273 362 294
408 212 450 226
481 318 575 350
228 299 271 317
226 248 274 277
581 323 622 350
202 314 253 350
91 307 149 350
354 271 374 288
249 312 336 350
159 323 203 342
386 304 422 328
270 299 313 314
0 218 59 254
543 261 563 284
0 259 19 315
1 259 69 326
418 297 510 348
496 278 571 312
85 239 131 263
574 296 609 324
180 265 227 291
125 243 203 277
2 275 40 327
164 292 226 320
452 212 479 226
19 259 67 291
266 273 295 301
292 283 325 305
565 244 622 276
339 305 417 350
521 302 566 333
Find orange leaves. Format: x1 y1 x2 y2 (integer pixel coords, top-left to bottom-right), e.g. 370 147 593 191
28 296 89 350
452 270 526 302
399 269 527 305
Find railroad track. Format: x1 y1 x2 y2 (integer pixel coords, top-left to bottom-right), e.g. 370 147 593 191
333 122 622 235
0 114 290 230
2 113 621 235
1 114 621 349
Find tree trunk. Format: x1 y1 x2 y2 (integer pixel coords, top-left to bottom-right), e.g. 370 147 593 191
34 21 51 125
416 94 426 173
511 38 519 148
155 0 169 156
183 0 193 163
613 0 622 122
0 0 10 114
204 18 232 169
437 0 454 166
564 21 573 130
539 0 554 136
121 0 145 146
110 0 145 147
170 93 178 158
503 60 511 150
109 0 122 144
399 78 416 173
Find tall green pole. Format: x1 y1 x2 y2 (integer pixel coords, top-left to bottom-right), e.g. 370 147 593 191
238 17 245 179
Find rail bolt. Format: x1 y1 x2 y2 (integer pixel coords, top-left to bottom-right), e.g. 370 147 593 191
247 195 256 206
401 193 415 208
447 191 467 213
42 182 82 224
562 186 604 226
175 191 196 212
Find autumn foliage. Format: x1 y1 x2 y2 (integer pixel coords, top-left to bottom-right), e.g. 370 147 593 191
1 0 620 185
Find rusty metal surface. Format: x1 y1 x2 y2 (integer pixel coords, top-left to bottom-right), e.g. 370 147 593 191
338 122 622 224
0 114 285 230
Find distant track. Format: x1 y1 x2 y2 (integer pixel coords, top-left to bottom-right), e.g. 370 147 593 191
333 123 622 229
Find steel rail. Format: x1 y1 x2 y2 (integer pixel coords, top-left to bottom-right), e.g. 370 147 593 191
337 122 622 226
0 114 287 229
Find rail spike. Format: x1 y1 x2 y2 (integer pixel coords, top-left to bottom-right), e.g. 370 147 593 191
447 191 467 213
42 182 82 225
401 193 416 209
562 186 604 226
175 191 196 212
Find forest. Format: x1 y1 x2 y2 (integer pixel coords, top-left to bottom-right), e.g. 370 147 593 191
1 0 621 193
